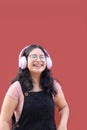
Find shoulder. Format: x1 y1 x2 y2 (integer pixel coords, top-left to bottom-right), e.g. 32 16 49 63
6 81 22 100
8 81 21 93
54 80 62 93
53 81 68 108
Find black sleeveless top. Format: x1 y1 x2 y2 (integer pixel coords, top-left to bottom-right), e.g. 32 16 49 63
12 81 56 130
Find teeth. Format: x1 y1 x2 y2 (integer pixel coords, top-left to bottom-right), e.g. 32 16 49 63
34 64 42 67
36 65 41 67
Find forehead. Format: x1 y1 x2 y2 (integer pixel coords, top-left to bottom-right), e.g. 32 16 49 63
29 48 44 55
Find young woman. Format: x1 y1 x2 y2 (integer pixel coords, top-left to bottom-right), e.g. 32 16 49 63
0 44 69 130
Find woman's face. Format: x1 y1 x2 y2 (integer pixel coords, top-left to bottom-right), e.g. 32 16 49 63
27 48 47 74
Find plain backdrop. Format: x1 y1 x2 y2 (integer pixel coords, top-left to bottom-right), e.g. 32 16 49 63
0 0 87 130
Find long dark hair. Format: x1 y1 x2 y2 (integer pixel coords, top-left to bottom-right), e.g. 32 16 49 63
11 44 57 95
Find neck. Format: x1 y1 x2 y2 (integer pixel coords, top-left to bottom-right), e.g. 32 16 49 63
31 73 41 88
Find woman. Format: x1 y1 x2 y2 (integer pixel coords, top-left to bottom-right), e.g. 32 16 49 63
0 44 69 130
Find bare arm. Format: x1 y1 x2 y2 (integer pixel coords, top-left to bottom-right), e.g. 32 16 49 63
54 83 69 130
0 95 18 130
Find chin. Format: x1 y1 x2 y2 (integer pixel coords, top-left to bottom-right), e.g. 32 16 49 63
32 68 45 73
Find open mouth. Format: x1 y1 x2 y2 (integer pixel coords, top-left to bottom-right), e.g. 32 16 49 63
33 64 43 67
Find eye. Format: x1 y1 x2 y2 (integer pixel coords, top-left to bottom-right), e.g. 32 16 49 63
40 55 46 61
30 54 37 60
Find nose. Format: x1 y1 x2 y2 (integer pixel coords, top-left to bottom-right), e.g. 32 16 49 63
36 56 41 61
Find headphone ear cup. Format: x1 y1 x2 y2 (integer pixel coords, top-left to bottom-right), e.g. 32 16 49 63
19 56 27 69
46 57 52 69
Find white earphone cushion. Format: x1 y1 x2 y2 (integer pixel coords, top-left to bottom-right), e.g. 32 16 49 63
46 57 52 69
19 56 27 69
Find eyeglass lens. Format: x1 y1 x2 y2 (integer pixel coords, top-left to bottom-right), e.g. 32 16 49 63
29 54 45 61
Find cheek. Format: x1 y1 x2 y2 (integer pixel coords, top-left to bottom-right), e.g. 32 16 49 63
27 60 33 69
44 61 47 68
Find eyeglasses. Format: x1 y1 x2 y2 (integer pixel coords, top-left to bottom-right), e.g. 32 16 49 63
29 54 46 61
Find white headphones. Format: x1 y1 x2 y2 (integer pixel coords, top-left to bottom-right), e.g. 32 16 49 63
18 45 52 70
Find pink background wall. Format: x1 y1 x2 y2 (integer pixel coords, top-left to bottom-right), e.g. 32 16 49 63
0 0 87 129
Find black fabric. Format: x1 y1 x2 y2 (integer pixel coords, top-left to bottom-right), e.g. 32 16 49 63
12 80 56 130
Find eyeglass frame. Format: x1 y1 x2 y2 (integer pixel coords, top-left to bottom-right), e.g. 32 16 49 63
28 54 46 61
